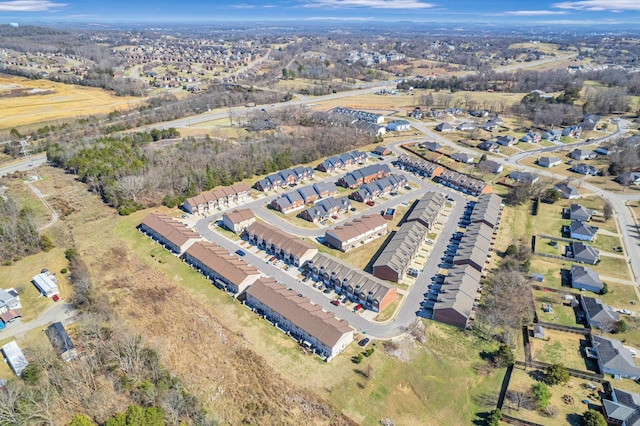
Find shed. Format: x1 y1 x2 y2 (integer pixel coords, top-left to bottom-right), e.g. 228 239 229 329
534 325 545 340
530 273 544 283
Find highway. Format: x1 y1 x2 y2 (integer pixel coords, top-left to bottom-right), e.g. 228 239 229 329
0 153 47 178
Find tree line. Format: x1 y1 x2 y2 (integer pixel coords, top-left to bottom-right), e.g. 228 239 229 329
0 195 48 264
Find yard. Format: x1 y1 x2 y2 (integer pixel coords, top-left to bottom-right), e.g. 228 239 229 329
533 289 582 328
529 329 593 372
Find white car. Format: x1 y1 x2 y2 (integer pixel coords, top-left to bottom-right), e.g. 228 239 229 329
618 309 632 315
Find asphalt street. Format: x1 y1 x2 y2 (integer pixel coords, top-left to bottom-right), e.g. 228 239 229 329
0 153 47 178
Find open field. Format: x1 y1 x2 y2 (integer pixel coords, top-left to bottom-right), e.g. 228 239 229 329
0 74 141 131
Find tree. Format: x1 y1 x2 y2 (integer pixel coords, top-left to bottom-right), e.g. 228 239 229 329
603 202 613 221
582 409 607 426
487 408 502 426
507 388 532 410
69 414 96 426
492 344 515 367
601 282 609 295
504 244 518 257
532 383 552 410
545 363 570 385
541 188 560 204
21 363 42 384
617 319 628 333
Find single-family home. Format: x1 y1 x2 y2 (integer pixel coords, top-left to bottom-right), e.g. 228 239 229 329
569 220 598 241
421 141 444 153
45 322 77 362
509 171 539 185
570 149 597 161
571 264 603 293
481 121 500 132
0 288 21 314
32 270 59 298
581 296 619 330
581 114 601 131
488 116 504 125
562 125 582 138
520 132 541 143
387 119 411 131
496 135 516 147
570 242 600 265
435 122 454 132
457 122 476 131
1 341 28 377
451 152 475 164
571 162 598 176
566 204 593 222
537 156 561 168
595 147 610 156
541 129 562 141
477 159 503 174
603 388 640 426
590 336 640 379
615 172 640 186
477 141 499 153
554 182 580 199
222 209 256 234
408 107 423 119
470 110 489 118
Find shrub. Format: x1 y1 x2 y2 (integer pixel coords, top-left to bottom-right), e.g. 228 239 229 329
487 408 502 426
60 268 68 274
532 383 552 410
505 244 518 257
618 319 628 333
582 409 607 426
491 344 515 368
65 248 78 261
40 234 55 252
546 363 570 385
21 363 42 384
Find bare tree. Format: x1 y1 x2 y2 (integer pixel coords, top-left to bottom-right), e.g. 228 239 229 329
603 202 613 222
507 388 532 411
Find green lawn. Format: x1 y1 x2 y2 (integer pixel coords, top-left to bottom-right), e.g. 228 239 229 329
599 281 638 308
533 289 580 327
596 255 631 281
591 234 623 254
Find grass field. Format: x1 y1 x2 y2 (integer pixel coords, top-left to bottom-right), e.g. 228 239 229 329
530 329 591 371
0 74 140 131
533 289 581 328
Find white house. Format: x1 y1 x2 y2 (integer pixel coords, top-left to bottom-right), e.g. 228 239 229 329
32 271 59 298
1 341 29 377
387 119 411 131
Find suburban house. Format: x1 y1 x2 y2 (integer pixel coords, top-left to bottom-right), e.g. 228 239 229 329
396 155 445 178
603 388 640 426
312 182 339 199
470 110 489 118
373 221 428 282
349 174 407 203
508 171 539 185
570 265 603 293
244 222 318 266
331 107 384 124
477 141 499 153
435 122 454 132
373 145 390 156
541 129 562 141
570 149 597 161
316 150 367 173
408 107 423 119
595 146 610 156
183 182 252 214
420 141 444 153
451 152 475 164
566 204 593 222
324 214 388 252
271 190 305 214
306 254 397 312
496 135 516 147
456 122 475 131
570 241 600 264
244 278 354 362
520 132 541 143
405 191 446 230
581 114 601 131
562 125 582 138
581 296 620 330
554 182 580 199
0 288 21 313
184 241 261 295
428 264 482 330
481 121 500 132
139 213 201 254
615 172 640 186
569 220 598 241
45 322 77 362
338 164 391 189
589 336 640 380
1 341 28 377
537 156 561 168
32 270 59 298
299 196 352 223
387 119 411 131
477 159 503 174
437 169 492 196
222 209 256 234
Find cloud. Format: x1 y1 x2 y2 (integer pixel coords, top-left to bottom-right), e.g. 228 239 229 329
303 15 375 20
503 10 568 16
0 0 65 11
304 0 435 9
553 0 640 11
231 3 255 9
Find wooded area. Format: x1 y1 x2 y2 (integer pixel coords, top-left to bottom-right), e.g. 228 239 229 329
0 195 44 264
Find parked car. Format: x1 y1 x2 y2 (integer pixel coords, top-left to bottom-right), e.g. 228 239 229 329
323 288 331 294
358 338 370 347
52 294 60 302
355 304 362 311
330 300 340 306
366 201 375 207
235 249 246 257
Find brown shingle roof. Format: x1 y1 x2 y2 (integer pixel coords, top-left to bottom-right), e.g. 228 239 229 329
245 222 316 259
140 213 200 248
185 241 260 286
223 208 255 225
325 214 387 242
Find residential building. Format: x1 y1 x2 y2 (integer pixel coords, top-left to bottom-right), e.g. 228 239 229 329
408 107 423 119
305 254 397 312
570 149 597 161
184 241 261 295
0 288 21 313
562 125 582 138
396 155 444 178
537 156 561 168
456 122 476 131
270 190 304 214
477 141 499 153
337 164 391 189
373 221 428 282
45 322 77 362
595 146 610 156
435 122 453 132
541 129 562 141
496 135 516 147
324 214 388 252
331 107 384 124
470 110 489 118
581 114 601 131
316 150 367 173
451 152 475 164
420 141 444 153
300 196 352 223
554 182 580 199
581 296 619 330
139 213 201 254
508 171 539 185
615 172 640 186
571 265 603 293
566 204 593 222
520 132 541 143
477 159 503 174
254 167 315 192
387 119 411 131
590 336 640 380
245 278 353 362
569 221 598 241
32 270 59 298
349 174 407 203
183 182 252 214
570 242 600 264
428 264 482 330
1 341 28 377
244 222 317 267
405 191 446 229
481 121 499 132
373 145 390 156
603 388 640 426
222 209 256 234
469 193 503 229
437 170 492 196
452 222 496 273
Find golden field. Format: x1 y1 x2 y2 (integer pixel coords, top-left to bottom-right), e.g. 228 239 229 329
0 74 141 131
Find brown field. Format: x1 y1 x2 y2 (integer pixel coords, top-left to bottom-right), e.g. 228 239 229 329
0 74 141 131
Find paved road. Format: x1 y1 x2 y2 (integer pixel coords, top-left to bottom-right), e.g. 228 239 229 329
0 153 47 178
0 302 76 340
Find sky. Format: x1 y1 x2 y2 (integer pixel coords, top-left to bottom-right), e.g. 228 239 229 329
1 0 640 26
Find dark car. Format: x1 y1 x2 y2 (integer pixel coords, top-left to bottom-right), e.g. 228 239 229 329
330 300 340 306
358 338 370 347
235 249 246 257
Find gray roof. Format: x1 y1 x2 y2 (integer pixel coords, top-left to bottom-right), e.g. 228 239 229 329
373 221 428 276
509 171 538 185
571 264 602 291
554 182 579 198
594 336 640 377
604 388 640 426
569 220 598 238
45 322 76 358
571 242 600 264
405 191 445 229
451 152 474 163
582 296 619 326
569 204 593 221
538 156 561 167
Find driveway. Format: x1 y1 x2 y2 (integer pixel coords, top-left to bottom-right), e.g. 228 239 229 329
0 302 77 340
